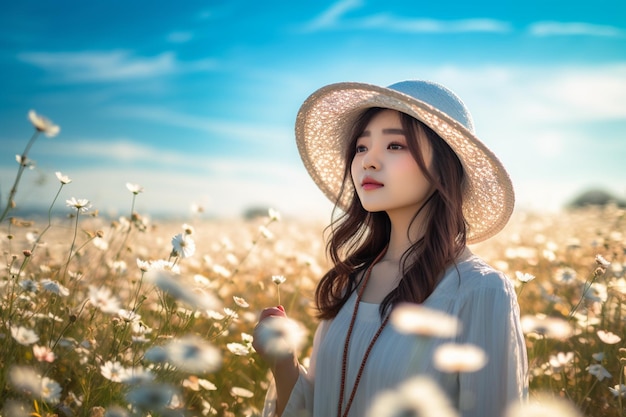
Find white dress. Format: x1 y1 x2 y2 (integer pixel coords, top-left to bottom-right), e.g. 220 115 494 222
263 248 528 417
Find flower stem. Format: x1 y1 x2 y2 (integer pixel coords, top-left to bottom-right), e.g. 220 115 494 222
231 217 278 280
568 273 599 319
114 193 137 260
63 210 81 280
0 131 40 223
29 183 65 257
578 379 598 408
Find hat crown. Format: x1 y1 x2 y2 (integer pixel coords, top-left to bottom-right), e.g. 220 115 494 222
387 80 475 133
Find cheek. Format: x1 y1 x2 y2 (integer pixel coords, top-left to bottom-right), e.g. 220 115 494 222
395 157 422 176
395 159 431 188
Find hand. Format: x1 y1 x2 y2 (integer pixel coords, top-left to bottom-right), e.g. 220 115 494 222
254 306 300 416
253 305 295 361
259 305 287 323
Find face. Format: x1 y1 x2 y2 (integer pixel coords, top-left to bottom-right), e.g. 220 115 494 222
350 109 434 216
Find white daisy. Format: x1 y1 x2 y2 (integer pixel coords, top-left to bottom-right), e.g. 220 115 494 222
40 279 70 297
146 337 219 374
230 386 254 398
367 375 459 417
11 326 39 346
254 316 307 359
521 314 572 340
126 183 144 195
597 330 621 344
66 197 91 213
55 171 71 184
100 360 128 382
227 343 250 356
28 110 60 137
171 233 196 258
433 343 488 373
88 286 121 314
41 377 62 404
391 303 460 338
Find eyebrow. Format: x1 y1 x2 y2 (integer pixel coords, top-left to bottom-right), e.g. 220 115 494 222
360 128 406 136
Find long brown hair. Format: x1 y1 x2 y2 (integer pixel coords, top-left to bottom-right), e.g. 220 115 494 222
315 107 467 319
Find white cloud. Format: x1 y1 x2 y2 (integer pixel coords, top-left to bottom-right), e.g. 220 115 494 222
303 5 623 37
52 139 189 165
17 50 216 83
107 106 292 144
302 0 363 31
18 50 174 82
529 21 624 37
429 63 626 127
535 66 626 121
300 1 510 34
33 137 298 180
2 136 185 168
356 15 511 33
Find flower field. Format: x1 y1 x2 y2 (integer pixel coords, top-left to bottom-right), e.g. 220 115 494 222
1 112 625 416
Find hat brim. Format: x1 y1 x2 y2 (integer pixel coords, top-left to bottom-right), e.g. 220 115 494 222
295 82 514 244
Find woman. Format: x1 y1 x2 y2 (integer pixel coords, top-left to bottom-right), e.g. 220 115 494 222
253 80 528 417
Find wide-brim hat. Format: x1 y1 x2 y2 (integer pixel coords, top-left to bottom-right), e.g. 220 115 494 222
295 80 514 244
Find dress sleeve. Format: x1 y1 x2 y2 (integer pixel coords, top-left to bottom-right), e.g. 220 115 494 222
456 275 528 417
262 320 329 417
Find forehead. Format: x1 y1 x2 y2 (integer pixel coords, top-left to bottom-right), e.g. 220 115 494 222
364 109 402 127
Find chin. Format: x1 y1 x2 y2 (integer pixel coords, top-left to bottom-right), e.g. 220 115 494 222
360 204 387 213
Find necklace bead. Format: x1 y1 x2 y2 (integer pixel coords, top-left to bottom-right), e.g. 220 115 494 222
337 249 390 417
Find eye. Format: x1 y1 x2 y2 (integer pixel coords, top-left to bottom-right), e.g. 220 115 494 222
388 143 405 150
355 144 367 153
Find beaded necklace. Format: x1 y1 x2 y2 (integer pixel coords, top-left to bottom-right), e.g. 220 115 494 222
337 249 390 417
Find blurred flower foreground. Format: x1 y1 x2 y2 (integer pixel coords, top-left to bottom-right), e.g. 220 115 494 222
1 111 625 417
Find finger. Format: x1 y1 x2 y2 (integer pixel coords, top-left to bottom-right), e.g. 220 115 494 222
259 306 287 321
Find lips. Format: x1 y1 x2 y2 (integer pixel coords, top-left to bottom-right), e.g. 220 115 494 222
361 177 384 190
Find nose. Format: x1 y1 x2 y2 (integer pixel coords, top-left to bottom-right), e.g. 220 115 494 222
361 149 379 170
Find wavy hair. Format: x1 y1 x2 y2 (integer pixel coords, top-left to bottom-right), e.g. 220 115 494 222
315 107 467 320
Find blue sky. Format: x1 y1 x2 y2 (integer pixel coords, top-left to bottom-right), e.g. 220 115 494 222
1 0 625 219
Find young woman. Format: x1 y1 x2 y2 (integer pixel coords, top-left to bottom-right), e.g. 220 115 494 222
253 80 528 417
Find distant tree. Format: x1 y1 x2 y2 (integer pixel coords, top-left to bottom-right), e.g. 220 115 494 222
568 188 626 208
242 206 271 220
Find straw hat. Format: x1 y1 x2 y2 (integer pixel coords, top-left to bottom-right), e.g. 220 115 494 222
295 80 514 244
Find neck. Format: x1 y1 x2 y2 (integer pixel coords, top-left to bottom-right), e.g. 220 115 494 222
384 209 427 262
